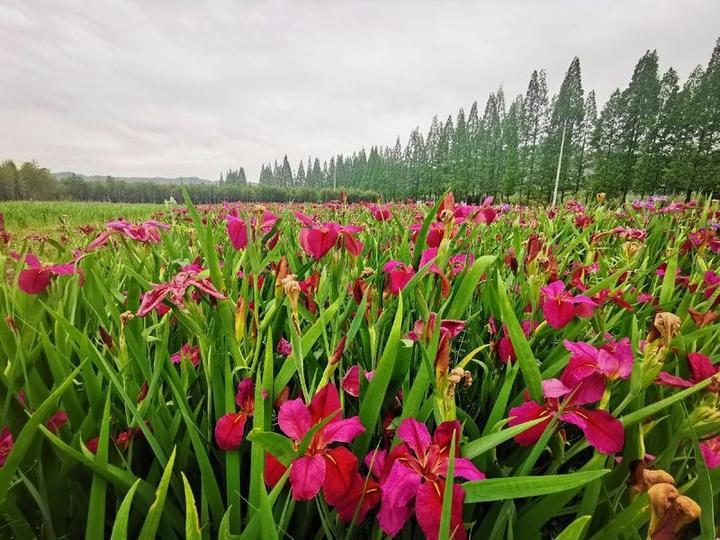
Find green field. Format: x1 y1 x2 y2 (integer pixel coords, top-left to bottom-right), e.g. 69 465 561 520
0 201 165 233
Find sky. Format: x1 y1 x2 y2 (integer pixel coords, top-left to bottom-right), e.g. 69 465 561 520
1 1 718 182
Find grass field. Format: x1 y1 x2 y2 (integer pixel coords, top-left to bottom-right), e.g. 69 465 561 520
0 201 166 233
1 195 719 539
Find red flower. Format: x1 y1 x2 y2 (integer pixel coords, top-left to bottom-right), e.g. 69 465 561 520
87 219 169 251
369 204 392 221
264 384 364 502
540 280 597 329
375 419 484 539
46 411 69 433
509 375 624 455
341 365 374 397
15 253 76 295
137 267 226 317
86 437 99 454
0 427 14 467
215 379 255 451
656 352 719 392
170 343 201 367
700 436 720 469
383 261 415 295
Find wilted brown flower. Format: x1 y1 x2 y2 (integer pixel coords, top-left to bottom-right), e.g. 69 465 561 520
647 483 700 540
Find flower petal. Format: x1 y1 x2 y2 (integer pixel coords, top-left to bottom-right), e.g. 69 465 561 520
214 412 248 450
289 454 326 500
508 401 553 446
433 420 462 455
264 453 287 488
322 446 359 507
453 458 486 481
322 416 365 444
278 398 312 440
380 459 422 508
688 352 716 381
310 384 342 424
562 408 624 454
415 480 466 540
542 298 576 329
397 418 431 457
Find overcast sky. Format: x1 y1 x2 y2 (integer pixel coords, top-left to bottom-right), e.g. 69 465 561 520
1 1 718 182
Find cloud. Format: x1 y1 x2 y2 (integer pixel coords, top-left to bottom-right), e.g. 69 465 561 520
0 0 718 181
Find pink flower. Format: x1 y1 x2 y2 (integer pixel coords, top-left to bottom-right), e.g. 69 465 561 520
264 384 365 502
85 437 99 454
15 253 76 295
277 337 292 356
540 280 597 329
369 203 392 221
508 374 624 455
375 419 484 539
226 211 279 250
383 260 416 294
137 267 226 317
46 411 69 433
0 427 14 467
341 365 375 397
700 436 720 469
407 312 465 344
562 338 633 384
656 352 719 392
214 379 255 451
299 223 339 260
87 219 169 251
170 343 201 367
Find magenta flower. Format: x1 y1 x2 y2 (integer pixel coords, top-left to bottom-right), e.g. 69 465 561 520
376 419 484 540
0 427 14 467
87 219 169 251
268 384 365 501
15 253 76 295
540 280 597 329
369 203 393 221
226 211 278 250
341 365 375 397
170 343 201 367
46 411 69 433
700 436 720 469
407 312 465 344
508 375 624 455
383 260 416 295
299 223 339 260
656 352 719 392
214 379 255 451
562 338 633 384
277 337 293 356
137 267 226 317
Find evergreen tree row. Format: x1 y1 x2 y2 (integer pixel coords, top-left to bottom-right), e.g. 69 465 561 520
259 38 720 201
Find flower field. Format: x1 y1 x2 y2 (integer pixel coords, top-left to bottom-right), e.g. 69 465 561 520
1 193 720 539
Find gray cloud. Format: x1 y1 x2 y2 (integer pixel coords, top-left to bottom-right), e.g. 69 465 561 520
1 0 718 181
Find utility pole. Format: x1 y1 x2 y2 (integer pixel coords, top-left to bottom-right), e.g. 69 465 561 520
333 166 337 190
552 121 567 207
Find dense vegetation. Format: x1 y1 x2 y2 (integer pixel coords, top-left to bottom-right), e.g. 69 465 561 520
2 194 720 538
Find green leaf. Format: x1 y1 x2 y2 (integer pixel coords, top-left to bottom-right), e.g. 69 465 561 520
462 418 546 459
438 435 456 540
554 516 592 540
356 293 404 456
110 479 142 540
496 271 543 402
0 359 87 504
138 447 177 540
247 430 296 466
463 470 610 503
446 255 495 319
86 393 111 540
182 473 202 540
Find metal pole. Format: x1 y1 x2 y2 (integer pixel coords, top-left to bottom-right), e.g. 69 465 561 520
552 121 567 207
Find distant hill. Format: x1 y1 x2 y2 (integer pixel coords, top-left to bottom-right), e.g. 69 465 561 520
52 171 214 185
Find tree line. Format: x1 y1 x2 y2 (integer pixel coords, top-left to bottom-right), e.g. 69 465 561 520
0 161 378 204
258 38 720 201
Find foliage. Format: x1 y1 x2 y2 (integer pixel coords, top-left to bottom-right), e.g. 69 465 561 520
1 193 720 538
